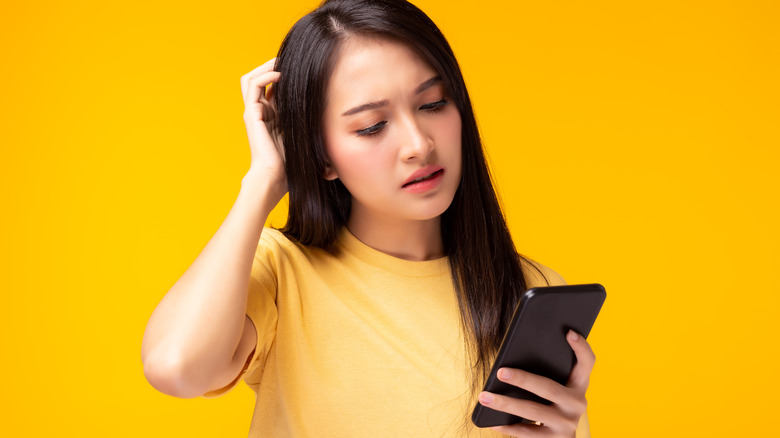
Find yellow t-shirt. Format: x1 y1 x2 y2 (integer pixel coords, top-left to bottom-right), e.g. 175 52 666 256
204 227 590 437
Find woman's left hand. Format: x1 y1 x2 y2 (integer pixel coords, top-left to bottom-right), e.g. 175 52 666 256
477 330 595 437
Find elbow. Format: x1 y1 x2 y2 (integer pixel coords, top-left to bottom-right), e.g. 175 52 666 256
142 352 208 399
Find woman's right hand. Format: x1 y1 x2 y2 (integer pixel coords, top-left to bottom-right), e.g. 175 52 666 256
240 58 286 200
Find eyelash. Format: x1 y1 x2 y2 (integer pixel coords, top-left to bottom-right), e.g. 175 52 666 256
355 98 449 137
419 98 449 113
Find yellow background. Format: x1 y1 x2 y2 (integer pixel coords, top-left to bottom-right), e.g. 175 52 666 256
1 0 778 436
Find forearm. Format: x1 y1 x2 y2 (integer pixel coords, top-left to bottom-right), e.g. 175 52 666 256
141 173 281 397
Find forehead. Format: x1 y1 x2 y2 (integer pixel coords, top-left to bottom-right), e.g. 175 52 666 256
325 36 438 105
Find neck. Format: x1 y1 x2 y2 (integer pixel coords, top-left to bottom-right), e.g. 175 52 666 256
347 213 444 261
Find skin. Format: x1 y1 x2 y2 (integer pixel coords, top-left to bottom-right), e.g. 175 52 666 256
321 36 594 436
142 34 595 437
481 330 594 437
321 36 463 261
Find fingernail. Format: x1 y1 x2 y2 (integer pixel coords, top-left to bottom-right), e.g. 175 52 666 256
568 330 580 341
479 392 494 405
498 368 513 380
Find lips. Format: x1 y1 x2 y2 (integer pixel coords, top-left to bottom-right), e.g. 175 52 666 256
402 166 444 187
402 169 443 187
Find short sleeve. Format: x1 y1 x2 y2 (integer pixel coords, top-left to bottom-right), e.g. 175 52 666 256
201 228 281 398
575 411 591 437
520 257 567 287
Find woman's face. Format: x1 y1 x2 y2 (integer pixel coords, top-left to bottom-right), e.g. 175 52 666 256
322 36 462 229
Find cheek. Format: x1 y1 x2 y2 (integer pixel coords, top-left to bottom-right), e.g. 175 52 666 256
452 117 463 147
325 137 384 183
436 111 462 155
324 129 353 169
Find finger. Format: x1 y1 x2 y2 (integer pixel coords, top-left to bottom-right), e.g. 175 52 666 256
265 83 279 125
490 423 545 438
245 70 280 105
495 367 575 407
266 82 276 104
240 58 278 100
241 58 277 82
478 391 556 425
243 71 281 108
249 57 277 74
566 330 595 392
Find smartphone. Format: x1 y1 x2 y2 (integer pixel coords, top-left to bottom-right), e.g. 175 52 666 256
471 283 606 428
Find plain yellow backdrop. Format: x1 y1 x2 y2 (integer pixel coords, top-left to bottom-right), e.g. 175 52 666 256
1 0 778 436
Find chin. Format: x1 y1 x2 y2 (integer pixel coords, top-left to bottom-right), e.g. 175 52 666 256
407 196 456 222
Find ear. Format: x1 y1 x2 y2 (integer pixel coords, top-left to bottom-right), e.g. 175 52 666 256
323 163 339 181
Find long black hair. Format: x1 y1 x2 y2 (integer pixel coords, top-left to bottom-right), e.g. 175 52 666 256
274 0 545 398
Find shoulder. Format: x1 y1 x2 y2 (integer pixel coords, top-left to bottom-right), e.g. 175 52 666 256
520 256 567 288
247 228 320 295
251 228 312 273
255 227 333 269
258 227 294 251
256 227 311 256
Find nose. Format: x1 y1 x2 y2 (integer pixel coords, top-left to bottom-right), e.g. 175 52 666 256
398 116 433 162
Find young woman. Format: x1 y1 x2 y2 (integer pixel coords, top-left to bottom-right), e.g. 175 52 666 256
142 0 595 436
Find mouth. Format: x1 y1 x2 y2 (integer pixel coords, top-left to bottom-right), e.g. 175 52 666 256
402 169 444 188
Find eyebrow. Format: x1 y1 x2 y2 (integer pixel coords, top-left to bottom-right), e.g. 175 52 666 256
341 75 443 116
414 75 442 94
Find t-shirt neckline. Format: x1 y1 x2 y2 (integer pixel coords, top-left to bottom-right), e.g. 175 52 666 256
336 227 451 278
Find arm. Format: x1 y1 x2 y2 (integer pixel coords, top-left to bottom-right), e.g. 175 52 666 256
141 59 284 398
141 181 276 398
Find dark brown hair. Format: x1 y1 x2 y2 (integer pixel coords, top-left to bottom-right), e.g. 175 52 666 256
274 0 545 402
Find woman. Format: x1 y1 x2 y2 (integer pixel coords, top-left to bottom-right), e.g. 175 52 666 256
142 0 595 436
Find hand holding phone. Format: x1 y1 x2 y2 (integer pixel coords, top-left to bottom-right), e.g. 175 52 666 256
471 284 606 430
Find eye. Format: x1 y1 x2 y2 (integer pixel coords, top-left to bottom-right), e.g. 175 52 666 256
419 98 449 112
356 121 387 137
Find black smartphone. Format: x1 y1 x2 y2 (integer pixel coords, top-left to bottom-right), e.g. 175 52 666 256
471 283 606 428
